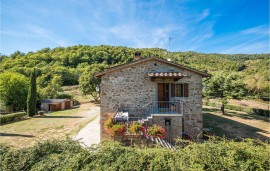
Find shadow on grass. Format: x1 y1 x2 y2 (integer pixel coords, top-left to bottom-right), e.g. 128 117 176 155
203 112 269 141
0 133 34 137
203 107 270 122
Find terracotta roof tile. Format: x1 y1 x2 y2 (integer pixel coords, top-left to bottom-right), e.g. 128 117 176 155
147 72 187 78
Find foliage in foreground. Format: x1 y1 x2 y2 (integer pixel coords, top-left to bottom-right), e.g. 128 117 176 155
1 138 269 171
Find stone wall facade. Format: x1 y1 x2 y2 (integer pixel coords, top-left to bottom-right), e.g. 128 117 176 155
150 114 182 143
100 59 203 140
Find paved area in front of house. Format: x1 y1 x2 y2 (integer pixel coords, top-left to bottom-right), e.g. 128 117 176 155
73 107 100 147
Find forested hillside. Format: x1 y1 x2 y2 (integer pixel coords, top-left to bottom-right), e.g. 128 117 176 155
0 45 269 111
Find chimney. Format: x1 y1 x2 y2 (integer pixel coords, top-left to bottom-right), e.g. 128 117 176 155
134 51 141 61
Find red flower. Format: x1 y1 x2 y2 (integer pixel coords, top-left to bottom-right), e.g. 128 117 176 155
147 125 166 139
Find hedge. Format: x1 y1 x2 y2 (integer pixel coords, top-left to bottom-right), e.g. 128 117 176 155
1 138 269 171
0 112 27 124
203 102 270 117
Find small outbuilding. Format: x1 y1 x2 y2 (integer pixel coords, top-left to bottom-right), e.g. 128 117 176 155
40 99 73 112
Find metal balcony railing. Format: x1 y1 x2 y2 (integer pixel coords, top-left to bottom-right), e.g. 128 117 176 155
141 101 183 119
113 101 184 122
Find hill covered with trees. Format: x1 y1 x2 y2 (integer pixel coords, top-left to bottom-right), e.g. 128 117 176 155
0 45 269 111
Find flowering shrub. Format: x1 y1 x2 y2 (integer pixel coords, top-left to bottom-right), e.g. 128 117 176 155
147 124 166 139
128 122 143 134
104 114 127 136
111 124 127 136
104 114 114 134
104 114 165 139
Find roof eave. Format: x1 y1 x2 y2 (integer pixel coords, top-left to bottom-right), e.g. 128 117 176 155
95 57 211 78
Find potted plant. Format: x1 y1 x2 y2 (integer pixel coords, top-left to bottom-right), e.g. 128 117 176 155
111 123 127 136
111 123 127 141
128 122 144 137
147 124 166 139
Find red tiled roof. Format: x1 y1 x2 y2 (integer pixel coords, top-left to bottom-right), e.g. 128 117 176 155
148 72 187 77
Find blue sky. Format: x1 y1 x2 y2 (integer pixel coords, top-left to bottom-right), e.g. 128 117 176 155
1 0 269 55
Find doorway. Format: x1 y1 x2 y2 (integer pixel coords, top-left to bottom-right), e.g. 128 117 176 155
158 83 170 101
158 83 170 109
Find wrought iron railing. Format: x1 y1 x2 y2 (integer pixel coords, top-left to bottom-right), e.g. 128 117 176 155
113 101 183 122
141 101 183 119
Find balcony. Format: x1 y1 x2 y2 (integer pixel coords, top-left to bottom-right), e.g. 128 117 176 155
114 101 183 122
141 101 183 119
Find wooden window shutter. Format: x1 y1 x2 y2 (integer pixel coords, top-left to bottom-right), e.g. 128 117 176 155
171 83 175 97
180 84 184 97
184 83 189 97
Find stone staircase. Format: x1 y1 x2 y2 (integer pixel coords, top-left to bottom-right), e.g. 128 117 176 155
144 134 176 150
138 116 153 125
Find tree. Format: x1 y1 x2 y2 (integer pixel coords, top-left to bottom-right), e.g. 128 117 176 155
41 75 63 99
223 73 246 99
0 72 28 112
79 64 107 102
27 68 37 116
207 72 246 99
207 71 246 114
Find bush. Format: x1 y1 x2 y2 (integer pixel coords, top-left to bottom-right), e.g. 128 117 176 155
38 111 45 115
252 108 270 117
0 112 27 124
56 93 73 99
1 138 270 171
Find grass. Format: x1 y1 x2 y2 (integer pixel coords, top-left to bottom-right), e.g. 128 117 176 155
62 85 94 103
203 105 270 141
0 103 98 149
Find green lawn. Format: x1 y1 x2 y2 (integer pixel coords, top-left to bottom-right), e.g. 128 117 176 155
203 106 270 141
0 103 98 148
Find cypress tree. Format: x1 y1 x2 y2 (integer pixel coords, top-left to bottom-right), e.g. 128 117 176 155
27 68 37 117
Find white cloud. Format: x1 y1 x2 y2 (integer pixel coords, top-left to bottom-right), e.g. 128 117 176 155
240 25 269 35
221 39 269 54
221 42 269 54
196 9 210 22
107 22 177 49
27 24 68 46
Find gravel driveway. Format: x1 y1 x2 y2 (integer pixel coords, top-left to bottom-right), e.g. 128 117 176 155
73 106 100 147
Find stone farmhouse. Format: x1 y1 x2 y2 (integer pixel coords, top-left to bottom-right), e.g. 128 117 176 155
96 53 210 142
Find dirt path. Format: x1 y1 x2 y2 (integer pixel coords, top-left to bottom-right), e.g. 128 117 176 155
73 113 100 147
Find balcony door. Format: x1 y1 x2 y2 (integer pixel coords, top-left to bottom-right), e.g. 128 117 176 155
158 83 170 102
